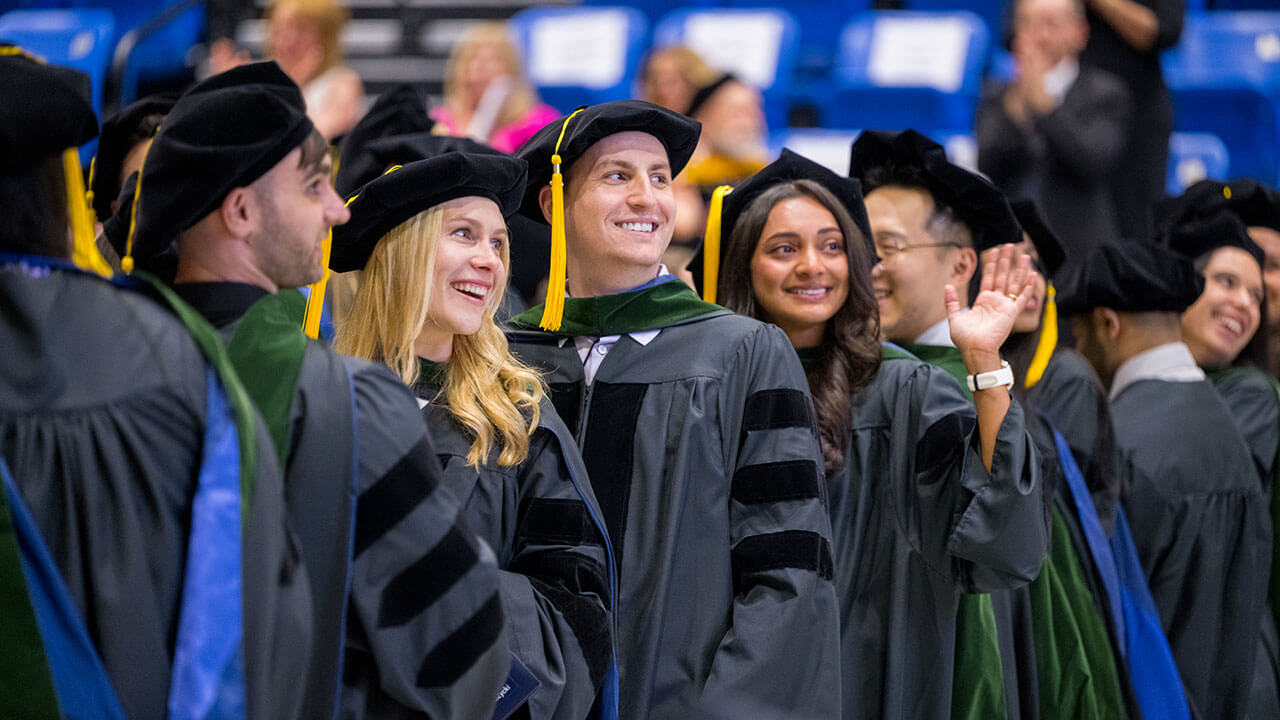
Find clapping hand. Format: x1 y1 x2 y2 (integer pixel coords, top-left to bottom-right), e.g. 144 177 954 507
945 243 1032 372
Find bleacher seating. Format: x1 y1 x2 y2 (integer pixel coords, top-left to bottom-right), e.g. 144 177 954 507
822 11 988 134
1167 131 1231 195
507 5 649 113
1163 10 1280 182
652 6 799 130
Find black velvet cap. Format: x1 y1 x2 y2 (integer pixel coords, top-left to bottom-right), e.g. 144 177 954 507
849 129 1021 251
1164 210 1264 269
330 152 529 272
1056 240 1205 315
334 85 432 195
1155 178 1280 237
688 148 875 296
515 99 701 223
103 170 138 258
0 45 98 174
91 94 176 221
686 73 738 118
337 132 498 195
130 61 314 270
1010 199 1067 279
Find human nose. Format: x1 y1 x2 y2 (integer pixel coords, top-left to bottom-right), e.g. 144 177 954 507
796 244 824 276
326 186 351 226
626 176 655 209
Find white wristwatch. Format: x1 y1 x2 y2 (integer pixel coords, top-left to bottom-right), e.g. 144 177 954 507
967 360 1014 392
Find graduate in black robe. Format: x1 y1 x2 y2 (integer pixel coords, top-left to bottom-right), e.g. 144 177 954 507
1059 240 1270 720
701 148 1048 720
126 61 510 719
0 47 311 719
331 153 615 719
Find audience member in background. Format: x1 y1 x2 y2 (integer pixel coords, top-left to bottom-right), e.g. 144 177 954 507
89 94 175 269
1059 240 1268 720
977 0 1130 255
638 45 718 115
332 152 615 720
432 23 559 154
1 47 309 719
1078 0 1183 239
264 0 364 140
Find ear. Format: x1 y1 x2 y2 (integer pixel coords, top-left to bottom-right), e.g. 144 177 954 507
220 187 255 240
1097 307 1121 341
951 246 978 287
537 184 554 225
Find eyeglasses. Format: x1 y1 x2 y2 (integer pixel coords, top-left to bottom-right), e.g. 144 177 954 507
873 240 962 262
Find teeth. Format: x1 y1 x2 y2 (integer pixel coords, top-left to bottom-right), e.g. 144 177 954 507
620 222 654 233
873 289 890 299
788 288 828 296
1223 317 1243 335
452 282 487 299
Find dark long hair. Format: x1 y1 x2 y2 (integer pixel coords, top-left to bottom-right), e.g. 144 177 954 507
0 155 69 258
719 179 882 473
1192 250 1272 371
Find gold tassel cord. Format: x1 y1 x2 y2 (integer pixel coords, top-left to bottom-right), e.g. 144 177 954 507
1025 283 1057 389
63 148 112 277
538 107 586 332
121 133 157 274
701 185 733 304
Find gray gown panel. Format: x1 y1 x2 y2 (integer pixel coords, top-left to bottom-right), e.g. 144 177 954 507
511 314 841 720
420 392 611 720
1112 378 1269 720
830 354 1045 720
0 269 310 719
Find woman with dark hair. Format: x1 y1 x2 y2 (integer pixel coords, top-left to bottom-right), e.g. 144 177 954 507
705 149 1046 720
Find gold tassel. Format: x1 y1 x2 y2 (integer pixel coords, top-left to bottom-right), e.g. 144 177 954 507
121 132 157 274
85 155 98 222
63 148 112 277
302 148 350 339
1025 283 1057 388
701 184 733 303
538 108 585 332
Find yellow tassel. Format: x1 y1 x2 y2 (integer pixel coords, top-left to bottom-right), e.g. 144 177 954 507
701 184 733 303
302 149 349 339
85 155 98 221
1025 283 1057 388
538 108 585 332
63 148 112 277
121 132 157 274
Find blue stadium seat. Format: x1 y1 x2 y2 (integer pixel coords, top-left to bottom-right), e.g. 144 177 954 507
0 8 113 161
903 0 1006 51
508 5 649 114
1163 11 1280 182
653 7 800 130
822 11 989 135
725 0 868 74
1166 132 1230 195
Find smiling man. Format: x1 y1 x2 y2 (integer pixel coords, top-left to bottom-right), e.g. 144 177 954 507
129 61 510 719
508 101 841 719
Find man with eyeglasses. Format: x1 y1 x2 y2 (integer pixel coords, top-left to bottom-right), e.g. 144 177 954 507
850 129 1053 720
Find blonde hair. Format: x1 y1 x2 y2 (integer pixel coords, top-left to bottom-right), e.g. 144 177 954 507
640 45 719 112
266 0 348 77
443 22 541 132
335 204 544 467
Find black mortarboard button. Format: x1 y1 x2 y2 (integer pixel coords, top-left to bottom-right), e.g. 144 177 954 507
514 99 701 224
689 148 874 300
334 85 432 195
128 61 313 275
1010 199 1067 280
0 44 98 174
849 129 1020 251
1056 240 1205 315
90 94 176 221
338 131 499 195
1164 210 1264 269
330 152 528 272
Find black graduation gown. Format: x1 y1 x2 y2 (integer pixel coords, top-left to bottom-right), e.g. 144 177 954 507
828 349 1046 719
0 266 311 719
417 378 613 720
1111 377 1269 720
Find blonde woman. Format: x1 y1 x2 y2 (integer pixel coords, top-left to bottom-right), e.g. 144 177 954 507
265 0 364 139
432 23 559 153
331 151 615 720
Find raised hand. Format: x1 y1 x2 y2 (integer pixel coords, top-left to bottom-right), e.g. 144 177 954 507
945 243 1032 372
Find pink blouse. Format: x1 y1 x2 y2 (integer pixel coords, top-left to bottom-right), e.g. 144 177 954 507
430 103 561 154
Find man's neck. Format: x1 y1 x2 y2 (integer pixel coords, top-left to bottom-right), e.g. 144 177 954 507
566 263 664 298
174 248 278 294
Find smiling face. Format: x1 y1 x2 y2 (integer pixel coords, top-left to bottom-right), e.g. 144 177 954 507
250 142 350 289
749 195 850 347
1181 246 1264 368
423 195 508 345
866 186 972 343
555 130 675 295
